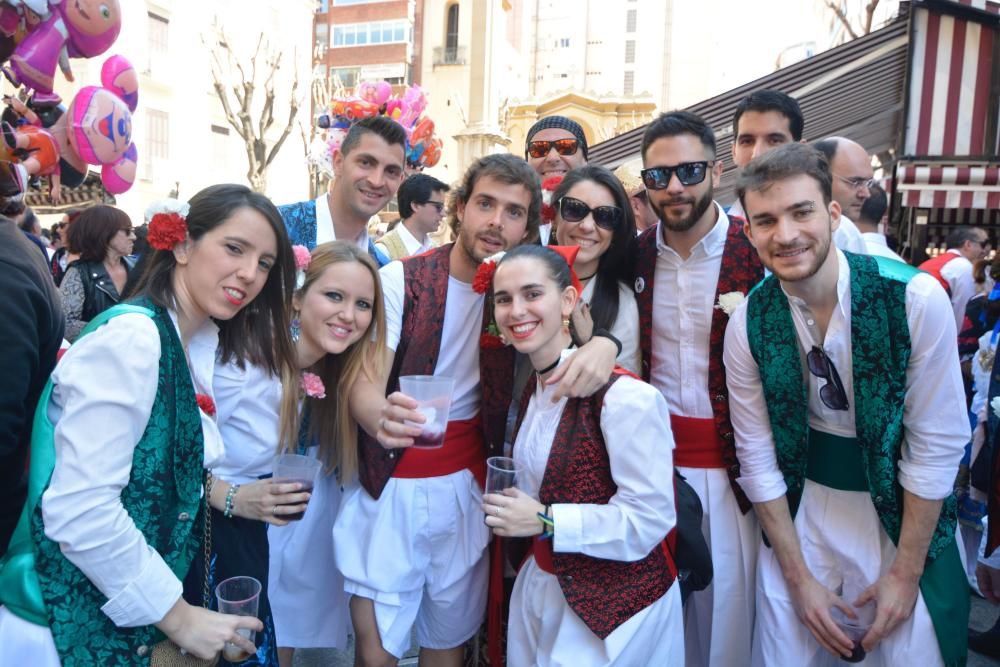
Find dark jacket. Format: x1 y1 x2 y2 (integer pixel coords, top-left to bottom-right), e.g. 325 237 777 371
0 218 64 554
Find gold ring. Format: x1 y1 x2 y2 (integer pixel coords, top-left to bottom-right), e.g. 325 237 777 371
272 505 278 516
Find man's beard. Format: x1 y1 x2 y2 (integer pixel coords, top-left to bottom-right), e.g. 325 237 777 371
767 232 832 283
459 227 507 265
654 187 714 233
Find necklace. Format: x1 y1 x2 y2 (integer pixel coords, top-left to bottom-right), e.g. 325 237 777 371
534 342 575 376
577 271 597 282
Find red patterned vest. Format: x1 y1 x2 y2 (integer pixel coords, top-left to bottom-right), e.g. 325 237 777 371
521 373 677 640
917 251 959 295
357 244 516 499
633 217 764 514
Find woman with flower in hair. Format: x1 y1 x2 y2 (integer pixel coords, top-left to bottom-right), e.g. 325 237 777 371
207 240 387 667
483 243 682 666
552 165 640 374
0 184 296 666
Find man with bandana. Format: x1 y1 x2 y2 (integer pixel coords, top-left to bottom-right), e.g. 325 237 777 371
523 115 589 245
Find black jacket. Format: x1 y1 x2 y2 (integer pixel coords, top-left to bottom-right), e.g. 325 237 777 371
0 219 64 554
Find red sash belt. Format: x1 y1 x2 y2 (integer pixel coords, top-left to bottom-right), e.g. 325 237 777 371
392 416 487 488
670 415 726 469
529 535 556 574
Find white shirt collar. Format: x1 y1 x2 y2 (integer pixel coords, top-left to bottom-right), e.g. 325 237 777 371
313 194 371 252
654 201 729 257
396 222 431 253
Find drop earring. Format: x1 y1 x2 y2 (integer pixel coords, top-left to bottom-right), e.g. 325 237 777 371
562 317 571 334
291 312 301 342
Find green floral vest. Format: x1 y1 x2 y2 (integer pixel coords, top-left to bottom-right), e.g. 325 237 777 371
745 252 957 564
5 301 205 666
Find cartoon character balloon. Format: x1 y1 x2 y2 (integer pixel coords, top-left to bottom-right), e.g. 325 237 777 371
5 0 122 97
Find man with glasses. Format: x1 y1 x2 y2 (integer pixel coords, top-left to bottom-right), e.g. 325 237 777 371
631 110 764 667
725 143 968 666
376 174 449 261
727 92 868 256
524 115 589 244
613 163 659 233
918 226 991 331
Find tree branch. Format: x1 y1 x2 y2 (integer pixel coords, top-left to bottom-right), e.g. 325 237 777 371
825 0 860 40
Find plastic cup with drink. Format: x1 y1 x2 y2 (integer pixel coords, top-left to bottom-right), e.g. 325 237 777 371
272 453 322 521
398 375 454 449
215 576 262 662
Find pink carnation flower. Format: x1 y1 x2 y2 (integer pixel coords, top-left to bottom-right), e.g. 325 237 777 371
301 371 327 399
292 245 312 270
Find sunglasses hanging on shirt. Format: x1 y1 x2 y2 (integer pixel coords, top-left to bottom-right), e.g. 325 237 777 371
806 345 849 411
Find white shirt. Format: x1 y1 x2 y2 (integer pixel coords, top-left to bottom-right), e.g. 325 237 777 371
650 203 729 418
724 250 969 504
381 258 484 420
580 278 641 375
539 223 552 246
376 222 436 258
41 311 225 628
514 350 676 558
862 231 905 262
938 249 976 331
729 200 869 256
213 360 283 484
314 194 371 252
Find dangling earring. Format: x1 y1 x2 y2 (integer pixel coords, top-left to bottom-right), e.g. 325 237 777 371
290 312 301 342
499 332 509 346
562 317 571 334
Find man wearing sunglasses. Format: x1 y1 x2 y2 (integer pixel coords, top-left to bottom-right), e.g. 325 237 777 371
630 110 765 667
612 163 659 233
376 174 450 261
727 92 869 257
917 226 991 331
725 143 969 666
524 116 589 244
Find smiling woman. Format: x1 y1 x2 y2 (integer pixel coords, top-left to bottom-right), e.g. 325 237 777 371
0 183 297 666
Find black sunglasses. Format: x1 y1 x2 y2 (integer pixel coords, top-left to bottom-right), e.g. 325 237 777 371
558 196 623 231
640 161 713 190
806 346 849 411
420 201 445 212
527 138 579 159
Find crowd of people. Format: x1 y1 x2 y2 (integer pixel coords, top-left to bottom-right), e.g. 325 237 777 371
0 86 993 667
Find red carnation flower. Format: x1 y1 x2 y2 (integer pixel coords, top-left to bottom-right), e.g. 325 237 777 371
195 393 216 417
541 203 556 224
541 175 563 192
480 333 505 350
147 212 188 251
472 259 497 294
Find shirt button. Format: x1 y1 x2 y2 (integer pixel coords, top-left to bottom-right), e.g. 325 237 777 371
564 575 573 583
388 451 395 459
807 319 815 326
874 495 883 504
136 645 149 657
177 512 191 521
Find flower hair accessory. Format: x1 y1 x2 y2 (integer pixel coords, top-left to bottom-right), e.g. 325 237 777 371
301 371 327 399
541 175 563 224
292 245 312 289
145 199 190 251
472 251 506 294
715 291 746 316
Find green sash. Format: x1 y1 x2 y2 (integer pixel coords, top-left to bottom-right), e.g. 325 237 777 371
746 252 966 666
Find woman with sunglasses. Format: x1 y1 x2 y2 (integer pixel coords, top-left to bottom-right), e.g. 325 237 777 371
552 165 640 374
59 205 137 341
0 184 295 665
483 244 682 666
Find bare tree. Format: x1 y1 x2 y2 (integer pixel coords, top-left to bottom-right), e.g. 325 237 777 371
826 0 882 40
207 30 300 193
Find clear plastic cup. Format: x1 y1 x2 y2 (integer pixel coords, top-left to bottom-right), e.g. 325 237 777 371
830 599 876 663
272 454 321 520
485 456 520 494
398 375 454 449
215 576 261 662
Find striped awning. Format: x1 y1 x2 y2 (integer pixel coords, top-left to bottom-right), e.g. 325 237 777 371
903 0 1000 157
896 162 1000 207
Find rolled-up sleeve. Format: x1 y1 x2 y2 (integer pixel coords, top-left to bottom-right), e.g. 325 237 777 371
552 379 675 561
724 303 788 503
41 313 183 627
897 274 970 499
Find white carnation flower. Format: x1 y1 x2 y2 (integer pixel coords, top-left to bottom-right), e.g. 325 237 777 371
715 291 746 316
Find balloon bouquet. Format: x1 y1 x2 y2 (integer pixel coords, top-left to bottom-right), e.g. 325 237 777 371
0 0 137 203
311 80 442 178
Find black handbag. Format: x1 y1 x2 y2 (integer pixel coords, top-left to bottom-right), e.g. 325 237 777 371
672 470 713 603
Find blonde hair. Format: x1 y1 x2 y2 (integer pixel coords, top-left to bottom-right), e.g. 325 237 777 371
277 241 387 480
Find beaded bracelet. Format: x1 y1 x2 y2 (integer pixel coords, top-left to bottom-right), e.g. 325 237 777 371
536 505 554 540
224 483 240 518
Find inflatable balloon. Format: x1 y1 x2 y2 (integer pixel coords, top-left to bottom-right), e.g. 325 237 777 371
329 96 379 122
5 0 123 97
100 53 137 111
356 79 391 107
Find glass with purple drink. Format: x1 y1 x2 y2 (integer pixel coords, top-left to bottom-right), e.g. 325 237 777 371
398 375 455 449
272 453 321 521
830 598 876 663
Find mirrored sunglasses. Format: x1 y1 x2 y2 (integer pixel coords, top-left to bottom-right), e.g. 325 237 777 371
640 161 712 190
527 138 580 159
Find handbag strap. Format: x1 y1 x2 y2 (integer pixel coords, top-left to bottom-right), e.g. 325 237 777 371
201 479 212 608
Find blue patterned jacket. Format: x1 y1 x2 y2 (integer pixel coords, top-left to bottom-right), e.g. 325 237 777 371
278 199 389 267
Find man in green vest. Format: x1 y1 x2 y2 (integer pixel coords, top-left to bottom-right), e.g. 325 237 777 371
723 143 970 666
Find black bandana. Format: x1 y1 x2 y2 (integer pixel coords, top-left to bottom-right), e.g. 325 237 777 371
525 116 588 160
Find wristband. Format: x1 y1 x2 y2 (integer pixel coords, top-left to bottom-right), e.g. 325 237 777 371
224 483 240 518
537 504 554 540
592 328 622 356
